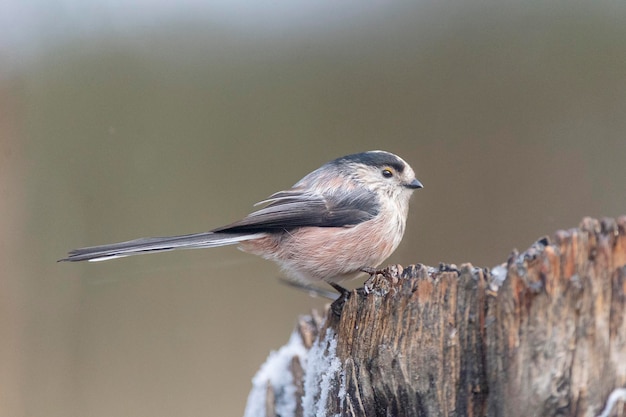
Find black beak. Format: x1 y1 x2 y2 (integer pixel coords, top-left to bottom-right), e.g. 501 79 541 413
405 178 424 189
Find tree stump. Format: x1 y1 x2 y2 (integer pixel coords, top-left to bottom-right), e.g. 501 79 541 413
243 217 626 417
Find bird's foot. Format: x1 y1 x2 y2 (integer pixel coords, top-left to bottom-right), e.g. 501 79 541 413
361 266 399 295
328 282 351 316
360 266 390 294
360 266 394 279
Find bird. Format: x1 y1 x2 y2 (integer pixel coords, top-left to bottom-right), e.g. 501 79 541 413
60 150 423 290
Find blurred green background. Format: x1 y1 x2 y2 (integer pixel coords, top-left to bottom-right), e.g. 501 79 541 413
1 1 625 416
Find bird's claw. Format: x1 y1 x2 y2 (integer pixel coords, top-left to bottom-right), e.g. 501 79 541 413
361 266 397 295
328 282 351 316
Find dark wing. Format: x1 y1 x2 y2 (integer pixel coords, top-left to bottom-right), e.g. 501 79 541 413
211 188 380 234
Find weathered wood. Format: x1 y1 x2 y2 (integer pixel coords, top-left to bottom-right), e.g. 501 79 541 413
318 264 488 417
486 217 626 417
249 216 626 417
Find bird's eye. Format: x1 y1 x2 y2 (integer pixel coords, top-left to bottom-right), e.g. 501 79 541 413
382 169 393 178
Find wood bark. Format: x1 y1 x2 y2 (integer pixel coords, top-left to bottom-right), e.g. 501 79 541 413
260 216 626 417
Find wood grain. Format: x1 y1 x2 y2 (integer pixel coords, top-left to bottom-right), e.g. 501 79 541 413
259 216 626 417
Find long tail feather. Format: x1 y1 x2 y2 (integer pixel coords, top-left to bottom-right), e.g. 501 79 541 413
59 232 264 262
